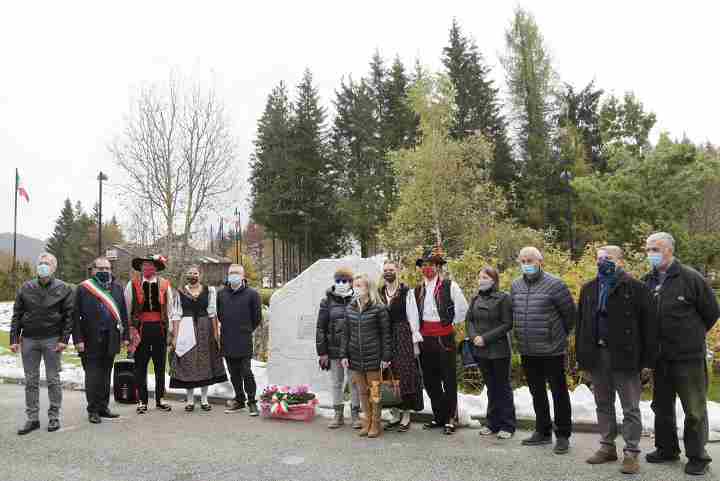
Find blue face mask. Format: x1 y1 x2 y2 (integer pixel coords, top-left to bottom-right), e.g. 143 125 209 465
228 274 243 286
648 253 663 269
37 264 51 278
597 259 616 276
521 264 539 276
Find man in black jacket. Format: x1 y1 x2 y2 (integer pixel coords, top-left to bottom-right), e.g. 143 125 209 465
10 253 74 435
217 264 262 416
73 257 129 424
643 232 720 476
577 246 655 475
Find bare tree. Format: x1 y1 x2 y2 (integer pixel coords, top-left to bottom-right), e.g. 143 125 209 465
111 78 239 259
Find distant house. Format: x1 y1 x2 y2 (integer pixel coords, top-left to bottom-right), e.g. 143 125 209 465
194 255 232 287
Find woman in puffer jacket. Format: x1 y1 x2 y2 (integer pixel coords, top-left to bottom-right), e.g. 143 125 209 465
340 274 392 439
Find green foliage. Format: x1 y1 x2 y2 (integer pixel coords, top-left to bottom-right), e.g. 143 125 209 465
599 92 657 163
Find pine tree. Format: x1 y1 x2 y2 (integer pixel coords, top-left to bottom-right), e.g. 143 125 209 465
46 198 75 279
383 56 418 151
443 19 516 187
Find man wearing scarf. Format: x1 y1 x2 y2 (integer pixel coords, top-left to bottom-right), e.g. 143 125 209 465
124 255 174 414
73 257 129 424
406 245 468 435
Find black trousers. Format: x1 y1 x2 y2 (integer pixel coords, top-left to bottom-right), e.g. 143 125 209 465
478 357 516 433
652 359 711 462
521 355 572 438
134 324 167 404
226 356 256 404
420 337 457 426
82 336 115 415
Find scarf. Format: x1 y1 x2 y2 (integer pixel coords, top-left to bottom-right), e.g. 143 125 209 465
597 269 619 314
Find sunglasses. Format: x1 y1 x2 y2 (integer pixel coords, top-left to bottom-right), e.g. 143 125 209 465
334 278 351 284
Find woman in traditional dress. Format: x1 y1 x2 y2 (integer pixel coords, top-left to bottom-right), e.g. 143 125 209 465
169 265 228 411
379 260 423 432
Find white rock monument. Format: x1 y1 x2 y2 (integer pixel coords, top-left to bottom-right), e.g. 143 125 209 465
267 258 381 405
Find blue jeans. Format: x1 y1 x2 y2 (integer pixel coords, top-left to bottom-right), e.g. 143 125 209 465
21 337 63 422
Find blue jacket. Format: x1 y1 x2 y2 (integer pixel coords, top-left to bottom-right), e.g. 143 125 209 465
73 280 129 358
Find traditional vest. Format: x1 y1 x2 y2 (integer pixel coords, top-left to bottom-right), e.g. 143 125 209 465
131 276 170 328
414 278 455 336
179 285 210 319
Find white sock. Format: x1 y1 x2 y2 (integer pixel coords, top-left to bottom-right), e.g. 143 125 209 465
186 389 195 405
201 386 209 404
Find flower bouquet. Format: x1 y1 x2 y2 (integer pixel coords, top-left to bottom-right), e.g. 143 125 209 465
259 384 318 422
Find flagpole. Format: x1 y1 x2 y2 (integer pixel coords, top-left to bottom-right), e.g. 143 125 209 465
12 168 18 292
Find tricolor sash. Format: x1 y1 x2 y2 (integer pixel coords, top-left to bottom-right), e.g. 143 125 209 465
81 279 123 331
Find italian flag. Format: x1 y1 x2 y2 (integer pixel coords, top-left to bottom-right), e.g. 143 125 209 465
17 171 29 203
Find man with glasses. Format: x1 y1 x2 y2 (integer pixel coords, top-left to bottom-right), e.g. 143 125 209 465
643 232 719 476
316 266 361 429
73 257 129 424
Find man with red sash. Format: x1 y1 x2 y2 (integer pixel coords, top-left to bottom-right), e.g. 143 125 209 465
406 245 468 435
124 254 174 414
73 257 129 424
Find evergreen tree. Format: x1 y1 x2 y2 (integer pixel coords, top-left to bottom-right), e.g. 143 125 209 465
46 198 75 279
443 19 516 187
383 56 418 151
557 81 605 171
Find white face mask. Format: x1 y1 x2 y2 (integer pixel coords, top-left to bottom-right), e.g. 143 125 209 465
354 286 368 299
478 279 494 292
334 282 351 296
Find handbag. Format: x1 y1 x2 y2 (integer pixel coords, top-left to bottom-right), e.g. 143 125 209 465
459 338 479 369
370 368 403 407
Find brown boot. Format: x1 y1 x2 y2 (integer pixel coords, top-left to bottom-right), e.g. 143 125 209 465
367 402 383 438
358 402 371 437
586 447 618 464
621 453 640 474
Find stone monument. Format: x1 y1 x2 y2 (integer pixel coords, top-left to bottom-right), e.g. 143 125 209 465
267 258 381 405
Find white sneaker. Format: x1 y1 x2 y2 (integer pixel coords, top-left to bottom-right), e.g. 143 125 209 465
497 430 514 440
478 426 495 436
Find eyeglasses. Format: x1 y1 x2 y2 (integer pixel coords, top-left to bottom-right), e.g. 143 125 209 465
335 278 351 284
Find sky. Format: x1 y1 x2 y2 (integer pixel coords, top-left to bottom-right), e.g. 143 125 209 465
1 0 718 242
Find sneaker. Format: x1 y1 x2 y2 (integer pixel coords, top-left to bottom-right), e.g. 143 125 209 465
136 403 148 414
248 403 259 417
478 426 495 436
586 448 618 464
554 437 570 455
47 419 61 432
497 430 514 440
522 431 552 446
156 402 172 412
685 459 710 476
17 420 40 436
225 400 245 413
645 449 680 464
621 454 640 475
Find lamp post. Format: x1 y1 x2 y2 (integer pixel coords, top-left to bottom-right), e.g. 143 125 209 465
234 207 242 264
560 169 575 254
97 172 108 256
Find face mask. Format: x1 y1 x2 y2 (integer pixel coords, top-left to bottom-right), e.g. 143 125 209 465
597 259 616 276
334 281 351 296
228 274 243 286
186 276 199 285
478 279 494 292
383 272 397 283
37 264 51 278
142 266 156 279
421 267 436 279
95 271 112 285
521 264 538 276
354 286 368 298
648 253 663 269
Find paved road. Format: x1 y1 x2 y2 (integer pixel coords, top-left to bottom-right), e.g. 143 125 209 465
1 383 718 481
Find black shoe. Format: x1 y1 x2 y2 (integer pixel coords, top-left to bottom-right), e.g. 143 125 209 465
185 404 195 412
47 419 60 432
522 432 552 446
136 403 148 414
248 403 259 417
685 459 710 476
225 400 245 413
553 437 570 454
385 419 401 431
201 403 212 412
89 413 102 424
156 402 172 412
99 410 119 419
423 420 441 430
17 421 40 435
646 449 680 464
443 424 456 435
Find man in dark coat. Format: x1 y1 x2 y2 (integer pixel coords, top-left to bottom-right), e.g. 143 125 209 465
73 257 130 424
217 264 262 416
10 252 74 435
643 232 720 476
511 246 576 454
577 246 655 475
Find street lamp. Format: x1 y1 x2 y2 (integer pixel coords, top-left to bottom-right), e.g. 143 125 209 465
234 207 242 264
97 171 108 256
560 169 575 254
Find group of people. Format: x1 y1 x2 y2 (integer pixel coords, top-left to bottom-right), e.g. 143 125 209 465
315 232 720 476
10 254 263 427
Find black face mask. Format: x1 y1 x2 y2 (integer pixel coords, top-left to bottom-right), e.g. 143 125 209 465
95 271 112 285
383 272 397 283
186 277 199 285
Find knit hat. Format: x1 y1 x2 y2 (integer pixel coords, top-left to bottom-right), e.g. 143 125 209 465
334 266 354 280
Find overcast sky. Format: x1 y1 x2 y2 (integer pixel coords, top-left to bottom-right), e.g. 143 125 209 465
1 0 718 242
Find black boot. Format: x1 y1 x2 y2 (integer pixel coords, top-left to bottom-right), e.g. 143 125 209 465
685 459 710 476
89 413 102 424
522 431 552 446
645 449 680 464
17 420 40 435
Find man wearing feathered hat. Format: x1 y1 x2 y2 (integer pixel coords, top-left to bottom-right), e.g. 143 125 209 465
406 245 468 435
124 254 174 414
